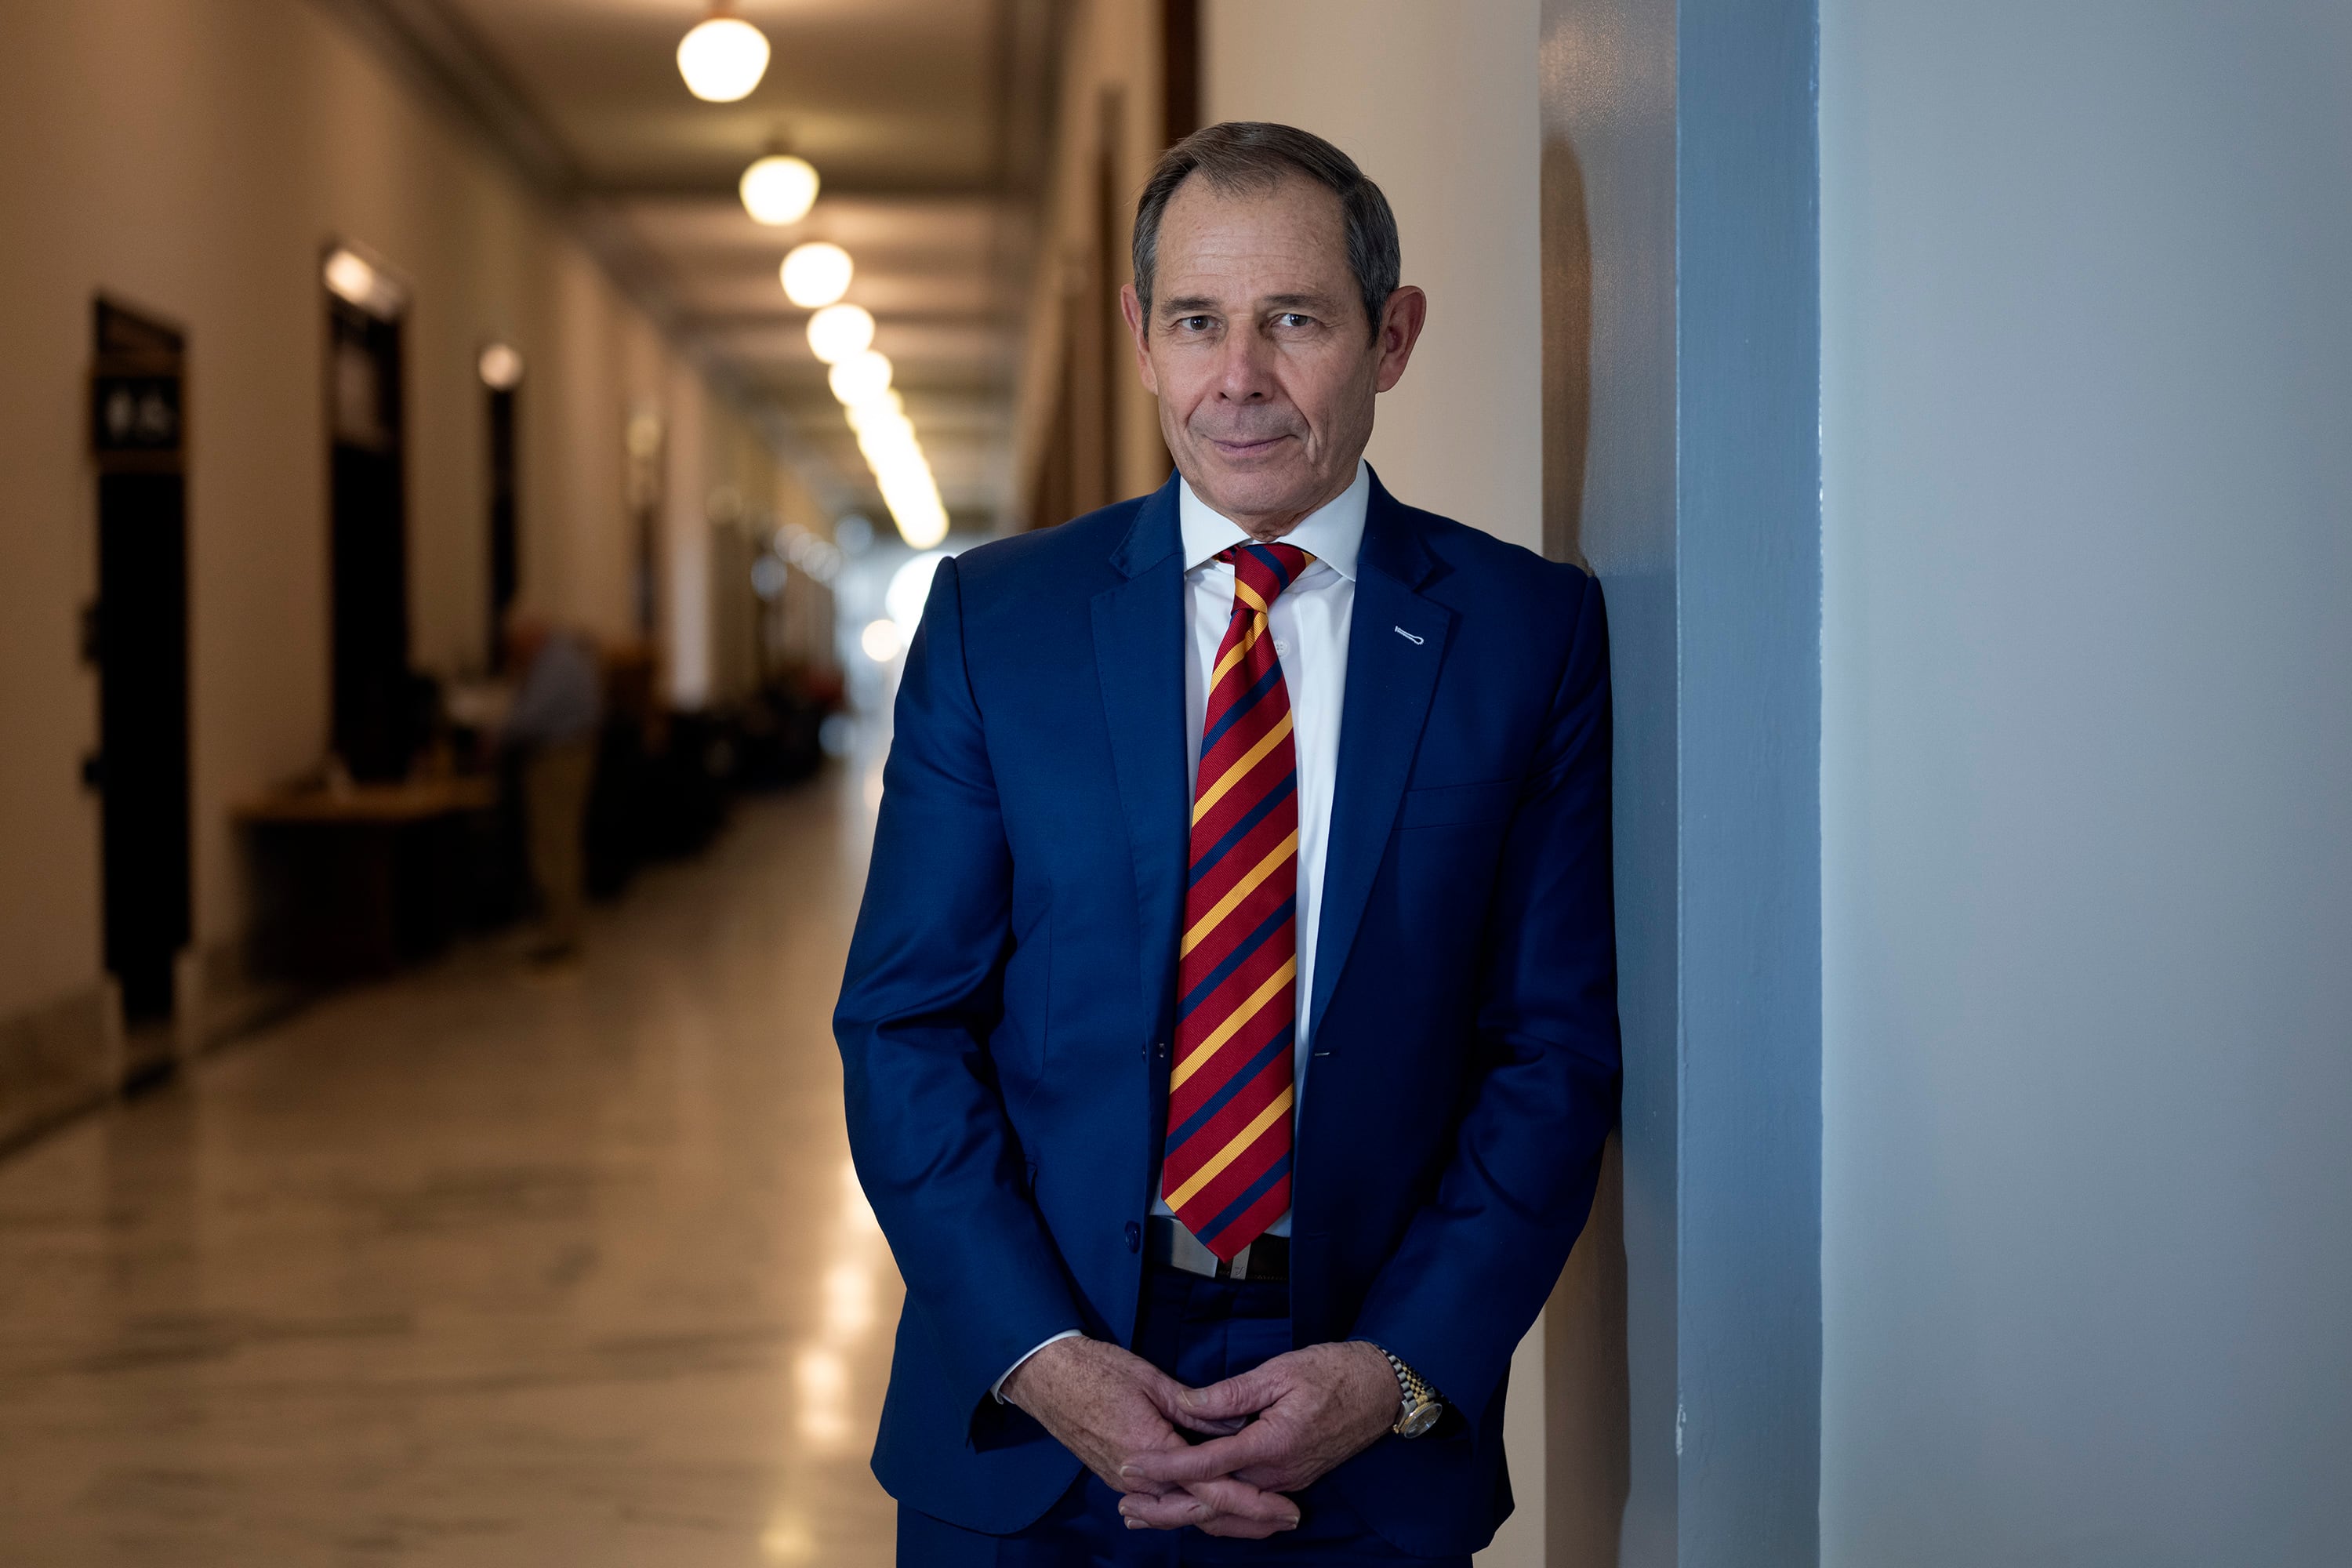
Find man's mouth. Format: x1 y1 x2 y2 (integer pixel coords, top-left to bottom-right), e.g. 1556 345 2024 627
1202 432 1295 457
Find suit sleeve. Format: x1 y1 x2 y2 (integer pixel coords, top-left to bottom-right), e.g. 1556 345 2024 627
835 556 1085 1422
1348 570 1621 1430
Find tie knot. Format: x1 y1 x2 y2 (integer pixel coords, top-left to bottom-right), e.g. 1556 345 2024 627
1221 543 1314 611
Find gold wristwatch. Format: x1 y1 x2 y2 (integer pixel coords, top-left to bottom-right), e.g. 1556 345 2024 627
1376 1346 1443 1439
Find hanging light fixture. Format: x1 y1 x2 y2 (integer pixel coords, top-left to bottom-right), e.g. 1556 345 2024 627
739 153 818 226
806 303 875 365
844 390 905 432
780 241 853 308
828 350 894 407
677 8 770 103
834 385 945 546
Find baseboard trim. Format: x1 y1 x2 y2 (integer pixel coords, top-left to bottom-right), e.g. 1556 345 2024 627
1 940 318 1161
179 938 314 1059
0 978 123 1157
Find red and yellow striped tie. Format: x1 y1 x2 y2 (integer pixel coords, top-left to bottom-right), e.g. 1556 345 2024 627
1163 542 1312 1261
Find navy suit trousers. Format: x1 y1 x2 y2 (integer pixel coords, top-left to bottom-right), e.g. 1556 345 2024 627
896 1269 1472 1566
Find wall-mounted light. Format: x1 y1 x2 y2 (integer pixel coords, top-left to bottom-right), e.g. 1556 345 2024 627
781 241 852 308
739 153 818 225
806 303 874 364
477 343 524 390
677 9 770 103
322 245 408 319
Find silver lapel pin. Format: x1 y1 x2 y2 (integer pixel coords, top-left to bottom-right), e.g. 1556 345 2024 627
1393 626 1425 645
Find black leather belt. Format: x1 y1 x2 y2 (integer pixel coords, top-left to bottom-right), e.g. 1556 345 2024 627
1148 1216 1290 1282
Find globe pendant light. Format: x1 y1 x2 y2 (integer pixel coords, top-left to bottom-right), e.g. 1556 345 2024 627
806 303 875 364
827 350 893 407
781 241 853 308
739 153 818 226
677 10 770 103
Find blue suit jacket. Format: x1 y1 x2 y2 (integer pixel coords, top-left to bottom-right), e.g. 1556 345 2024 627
836 470 1618 1557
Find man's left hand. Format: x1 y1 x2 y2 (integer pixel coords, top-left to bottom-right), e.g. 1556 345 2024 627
1112 1341 1398 1526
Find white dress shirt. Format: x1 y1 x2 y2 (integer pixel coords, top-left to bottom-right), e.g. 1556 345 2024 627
994 463 1369 1401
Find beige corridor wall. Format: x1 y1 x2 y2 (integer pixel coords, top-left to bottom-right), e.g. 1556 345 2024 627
1203 5 1549 1564
0 0 760 1029
1204 0 1544 554
1007 0 1175 524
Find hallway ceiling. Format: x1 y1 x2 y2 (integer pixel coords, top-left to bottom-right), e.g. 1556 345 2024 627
334 0 1063 529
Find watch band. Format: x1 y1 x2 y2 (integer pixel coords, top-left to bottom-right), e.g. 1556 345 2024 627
1376 1346 1443 1438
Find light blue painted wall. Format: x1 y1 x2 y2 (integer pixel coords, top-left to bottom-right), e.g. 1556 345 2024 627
1821 4 2352 1563
1541 0 1682 1555
1544 0 1820 1559
1675 2 1820 1558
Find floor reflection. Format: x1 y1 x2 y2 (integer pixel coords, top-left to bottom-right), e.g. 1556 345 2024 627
0 769 898 1566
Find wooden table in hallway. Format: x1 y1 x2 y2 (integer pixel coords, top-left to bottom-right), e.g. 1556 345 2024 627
0 768 899 1567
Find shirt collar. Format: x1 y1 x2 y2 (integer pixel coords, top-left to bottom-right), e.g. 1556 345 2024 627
1177 459 1369 582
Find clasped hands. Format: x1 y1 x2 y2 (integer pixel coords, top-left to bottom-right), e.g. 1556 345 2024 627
999 1335 1399 1537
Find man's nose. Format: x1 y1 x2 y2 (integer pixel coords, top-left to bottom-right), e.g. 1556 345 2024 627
1211 332 1276 402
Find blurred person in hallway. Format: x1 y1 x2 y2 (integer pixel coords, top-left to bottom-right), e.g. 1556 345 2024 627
838 122 1619 1563
502 607 601 964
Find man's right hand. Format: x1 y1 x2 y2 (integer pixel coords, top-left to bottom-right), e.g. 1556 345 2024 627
998 1337 1301 1537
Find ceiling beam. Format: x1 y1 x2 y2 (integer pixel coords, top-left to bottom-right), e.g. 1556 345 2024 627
583 174 1008 204
676 308 1018 333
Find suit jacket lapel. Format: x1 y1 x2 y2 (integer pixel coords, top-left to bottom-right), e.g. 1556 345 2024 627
1308 478 1455 1047
1092 476 1190 1036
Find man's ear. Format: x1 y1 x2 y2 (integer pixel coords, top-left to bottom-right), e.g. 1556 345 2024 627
1372 285 1428 394
1120 283 1160 396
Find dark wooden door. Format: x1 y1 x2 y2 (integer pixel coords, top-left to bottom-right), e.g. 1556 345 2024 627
91 301 193 1024
328 296 412 780
487 385 518 670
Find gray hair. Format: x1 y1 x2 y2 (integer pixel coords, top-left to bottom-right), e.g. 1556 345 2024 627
1132 122 1400 343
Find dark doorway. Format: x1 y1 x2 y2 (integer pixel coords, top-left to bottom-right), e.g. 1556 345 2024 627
626 415 662 641
1160 0 1199 148
327 273 412 781
486 383 519 670
89 299 194 1025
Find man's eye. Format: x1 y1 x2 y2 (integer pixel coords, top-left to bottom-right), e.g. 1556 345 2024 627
1169 315 1213 333
1273 312 1316 330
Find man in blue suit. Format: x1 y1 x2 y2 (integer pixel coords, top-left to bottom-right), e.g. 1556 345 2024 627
837 122 1619 1563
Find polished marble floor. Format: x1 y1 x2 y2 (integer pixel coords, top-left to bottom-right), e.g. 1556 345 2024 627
0 771 898 1566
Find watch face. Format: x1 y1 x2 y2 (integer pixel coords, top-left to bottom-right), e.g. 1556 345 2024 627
1397 1399 1442 1439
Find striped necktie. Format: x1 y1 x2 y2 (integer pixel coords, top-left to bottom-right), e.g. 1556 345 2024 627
1163 541 1313 1261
